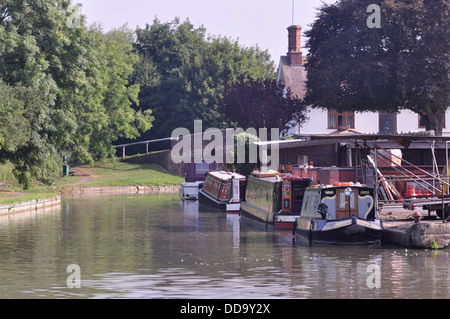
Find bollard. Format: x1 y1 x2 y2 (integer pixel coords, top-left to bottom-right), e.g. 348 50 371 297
413 211 422 223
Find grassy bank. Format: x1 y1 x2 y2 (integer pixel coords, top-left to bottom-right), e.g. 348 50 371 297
56 157 184 188
0 157 184 204
0 189 61 206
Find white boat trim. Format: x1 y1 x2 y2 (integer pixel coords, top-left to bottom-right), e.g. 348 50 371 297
226 203 241 212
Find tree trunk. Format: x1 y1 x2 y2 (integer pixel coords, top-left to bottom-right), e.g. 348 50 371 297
425 107 445 136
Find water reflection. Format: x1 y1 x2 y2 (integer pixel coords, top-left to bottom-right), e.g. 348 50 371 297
0 194 448 299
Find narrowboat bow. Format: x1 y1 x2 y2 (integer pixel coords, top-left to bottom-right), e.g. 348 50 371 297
295 183 383 245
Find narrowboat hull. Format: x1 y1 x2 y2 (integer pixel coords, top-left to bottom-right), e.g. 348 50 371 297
198 190 240 213
240 201 298 229
295 217 383 245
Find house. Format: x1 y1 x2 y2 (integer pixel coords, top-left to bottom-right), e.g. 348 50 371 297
275 25 450 190
277 25 450 136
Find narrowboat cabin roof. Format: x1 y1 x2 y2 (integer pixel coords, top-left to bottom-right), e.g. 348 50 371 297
207 171 246 181
308 182 368 190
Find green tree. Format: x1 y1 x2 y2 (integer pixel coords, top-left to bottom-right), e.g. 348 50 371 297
0 1 153 185
72 25 154 163
226 132 260 177
132 17 276 141
0 81 60 187
220 76 307 137
304 0 449 135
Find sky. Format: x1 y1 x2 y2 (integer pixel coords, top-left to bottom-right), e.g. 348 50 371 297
76 0 336 65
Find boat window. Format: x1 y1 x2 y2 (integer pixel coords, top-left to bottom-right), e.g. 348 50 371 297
303 194 311 213
350 192 355 208
310 194 319 213
339 191 356 208
339 193 346 209
303 193 320 215
293 185 305 200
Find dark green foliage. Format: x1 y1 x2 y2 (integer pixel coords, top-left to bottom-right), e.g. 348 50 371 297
220 76 307 136
304 0 449 135
132 18 276 140
0 0 153 186
0 3 277 187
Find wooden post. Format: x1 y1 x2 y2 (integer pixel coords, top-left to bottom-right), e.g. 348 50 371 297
442 183 446 223
146 143 149 155
374 145 379 212
122 146 125 160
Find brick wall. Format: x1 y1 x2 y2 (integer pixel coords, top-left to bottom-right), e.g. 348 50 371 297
291 167 356 185
279 144 338 167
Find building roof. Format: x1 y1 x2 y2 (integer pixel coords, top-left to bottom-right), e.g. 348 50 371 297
254 132 450 150
277 56 308 99
329 128 363 135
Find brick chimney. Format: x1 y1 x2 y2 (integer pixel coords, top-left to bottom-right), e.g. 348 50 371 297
287 25 303 66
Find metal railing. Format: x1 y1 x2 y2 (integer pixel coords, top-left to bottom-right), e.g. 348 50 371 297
113 137 176 159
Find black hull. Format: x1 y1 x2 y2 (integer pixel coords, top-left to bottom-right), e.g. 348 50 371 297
296 218 383 245
198 190 240 213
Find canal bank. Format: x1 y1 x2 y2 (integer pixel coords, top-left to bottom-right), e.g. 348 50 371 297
0 185 181 216
0 195 61 216
380 206 450 249
59 185 180 196
0 159 183 216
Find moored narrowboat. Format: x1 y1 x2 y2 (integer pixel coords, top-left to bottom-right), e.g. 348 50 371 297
240 173 312 229
198 171 246 213
295 183 383 245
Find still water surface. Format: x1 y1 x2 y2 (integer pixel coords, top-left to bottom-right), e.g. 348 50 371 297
0 194 449 299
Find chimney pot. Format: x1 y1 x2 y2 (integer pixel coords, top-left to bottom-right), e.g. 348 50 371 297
287 25 303 66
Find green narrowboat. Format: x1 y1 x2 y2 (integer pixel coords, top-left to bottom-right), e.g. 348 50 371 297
240 173 312 229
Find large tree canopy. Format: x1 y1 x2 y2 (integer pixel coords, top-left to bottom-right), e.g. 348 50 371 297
220 76 307 137
0 0 153 186
0 81 59 186
304 0 449 135
131 18 276 141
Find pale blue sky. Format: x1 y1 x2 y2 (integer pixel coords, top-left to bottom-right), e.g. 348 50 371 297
76 0 336 65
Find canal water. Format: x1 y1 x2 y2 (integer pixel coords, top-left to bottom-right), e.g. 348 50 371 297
0 193 449 299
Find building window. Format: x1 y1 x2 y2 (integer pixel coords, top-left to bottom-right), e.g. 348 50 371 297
379 113 397 134
328 109 355 129
418 113 426 128
419 113 445 129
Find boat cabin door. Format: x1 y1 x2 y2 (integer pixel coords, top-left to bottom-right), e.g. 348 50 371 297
336 187 358 219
